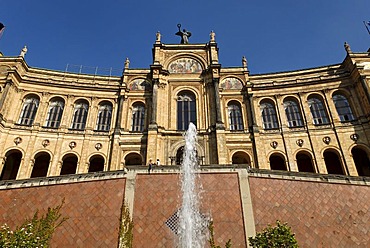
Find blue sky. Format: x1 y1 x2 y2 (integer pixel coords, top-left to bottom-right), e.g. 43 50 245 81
1 1 370 74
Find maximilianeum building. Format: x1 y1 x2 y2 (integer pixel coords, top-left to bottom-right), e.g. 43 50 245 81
0 33 369 178
0 33 369 247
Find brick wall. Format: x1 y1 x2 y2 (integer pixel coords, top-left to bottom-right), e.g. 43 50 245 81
133 173 246 247
2 171 367 248
249 177 370 248
0 178 126 247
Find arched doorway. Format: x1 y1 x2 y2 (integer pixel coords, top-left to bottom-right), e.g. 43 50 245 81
1 150 22 180
323 150 345 175
269 154 287 171
60 154 78 175
125 153 143 166
232 151 251 166
296 152 315 173
351 147 370 176
89 155 104 172
31 152 50 178
175 145 201 166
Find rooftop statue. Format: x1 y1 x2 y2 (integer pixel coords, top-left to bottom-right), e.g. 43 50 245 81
20 45 27 58
210 30 216 42
175 24 191 44
124 57 130 69
156 31 161 43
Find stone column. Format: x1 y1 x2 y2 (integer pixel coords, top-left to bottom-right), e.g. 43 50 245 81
115 95 125 133
36 94 50 127
0 80 12 112
360 76 370 105
245 93 259 168
61 95 75 129
108 94 125 171
150 79 159 126
213 78 223 125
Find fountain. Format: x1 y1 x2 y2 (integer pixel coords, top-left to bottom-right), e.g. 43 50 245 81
177 123 208 248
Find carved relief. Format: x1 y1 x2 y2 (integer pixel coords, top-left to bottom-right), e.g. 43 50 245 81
42 139 50 147
67 94 75 100
296 139 304 147
350 134 359 142
168 58 202 73
220 77 243 90
158 81 167 89
212 68 219 77
95 143 103 151
14 137 22 145
15 87 24 94
322 136 331 145
69 141 77 149
270 141 278 149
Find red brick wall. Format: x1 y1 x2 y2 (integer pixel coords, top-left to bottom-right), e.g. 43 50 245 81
249 177 370 248
0 178 126 247
133 173 246 247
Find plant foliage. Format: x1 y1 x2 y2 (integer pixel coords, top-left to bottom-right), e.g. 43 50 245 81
208 220 232 248
249 220 298 248
0 200 67 248
119 202 134 248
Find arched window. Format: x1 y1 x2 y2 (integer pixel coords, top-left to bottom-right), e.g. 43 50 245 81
177 91 196 130
323 150 345 175
18 95 39 126
125 153 143 166
296 152 315 173
0 150 22 180
284 98 303 127
96 102 112 131
131 103 145 132
71 100 89 130
60 154 78 175
351 147 370 176
308 96 329 125
45 98 64 128
269 154 287 171
228 102 244 131
31 152 50 178
89 155 104 172
176 146 184 165
260 100 279 129
333 94 354 122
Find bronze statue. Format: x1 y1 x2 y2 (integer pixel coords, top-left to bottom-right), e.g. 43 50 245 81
175 24 191 44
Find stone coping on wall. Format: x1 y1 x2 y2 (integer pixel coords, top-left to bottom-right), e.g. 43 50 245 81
0 165 244 190
0 171 127 190
248 168 370 186
1 166 369 190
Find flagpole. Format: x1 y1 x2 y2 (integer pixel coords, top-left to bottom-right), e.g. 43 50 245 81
363 21 370 35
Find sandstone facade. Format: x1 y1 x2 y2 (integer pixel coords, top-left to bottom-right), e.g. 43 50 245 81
0 36 369 178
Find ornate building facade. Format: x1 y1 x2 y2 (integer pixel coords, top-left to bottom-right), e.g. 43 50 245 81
0 33 369 181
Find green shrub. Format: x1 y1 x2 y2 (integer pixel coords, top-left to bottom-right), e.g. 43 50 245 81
249 220 298 248
0 200 67 248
